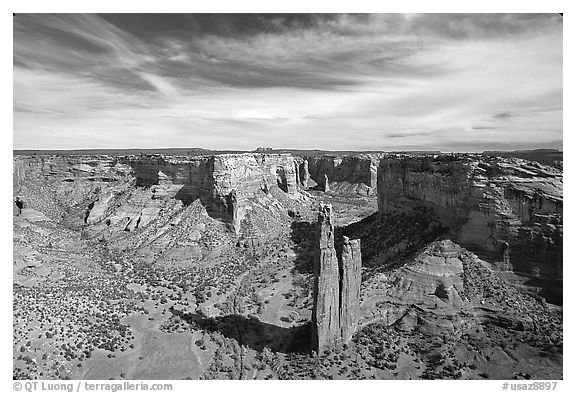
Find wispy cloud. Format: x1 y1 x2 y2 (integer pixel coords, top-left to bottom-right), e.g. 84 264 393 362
13 13 562 151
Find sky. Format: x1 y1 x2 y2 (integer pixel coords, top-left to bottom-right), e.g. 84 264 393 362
13 13 563 151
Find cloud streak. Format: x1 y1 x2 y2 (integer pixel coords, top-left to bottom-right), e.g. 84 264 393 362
13 13 562 151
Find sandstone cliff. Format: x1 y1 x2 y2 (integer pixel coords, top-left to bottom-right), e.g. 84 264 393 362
358 239 562 369
377 154 563 302
13 155 134 228
13 153 301 236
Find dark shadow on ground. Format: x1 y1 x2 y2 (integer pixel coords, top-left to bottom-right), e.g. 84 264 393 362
339 210 448 272
522 277 563 306
170 308 311 354
290 209 447 273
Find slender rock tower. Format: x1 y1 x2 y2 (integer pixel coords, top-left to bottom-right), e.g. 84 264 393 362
227 189 240 236
339 236 362 344
323 174 330 193
300 159 310 190
294 161 301 189
312 203 341 352
312 204 362 353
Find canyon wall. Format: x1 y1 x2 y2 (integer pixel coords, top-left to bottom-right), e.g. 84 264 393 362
377 154 563 301
13 155 135 227
303 155 381 195
203 153 298 231
13 153 299 234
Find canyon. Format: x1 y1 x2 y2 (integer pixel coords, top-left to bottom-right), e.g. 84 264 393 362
13 150 562 380
377 155 563 303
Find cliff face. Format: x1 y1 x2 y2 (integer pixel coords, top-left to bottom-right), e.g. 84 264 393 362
377 155 563 301
304 155 380 195
358 239 563 370
119 155 212 204
312 203 362 352
13 155 135 228
207 154 298 230
13 153 300 235
254 153 298 195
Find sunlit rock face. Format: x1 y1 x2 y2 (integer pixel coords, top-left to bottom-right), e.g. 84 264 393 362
13 155 135 228
377 154 563 303
312 203 362 353
358 239 561 349
312 203 341 352
13 153 300 236
339 236 362 344
254 153 298 196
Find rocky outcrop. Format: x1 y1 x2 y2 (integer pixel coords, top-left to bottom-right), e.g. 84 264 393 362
312 203 362 352
339 236 362 344
358 239 562 358
13 155 134 228
14 153 301 235
322 174 330 193
207 154 298 232
377 154 563 302
312 203 341 352
293 157 311 190
300 159 310 190
254 153 298 195
227 190 240 236
303 154 381 195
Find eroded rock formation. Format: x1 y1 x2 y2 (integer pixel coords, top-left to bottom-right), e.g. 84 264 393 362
322 174 330 193
339 236 362 344
300 159 310 190
312 203 341 352
13 153 300 235
303 154 381 195
312 203 362 352
227 189 240 236
377 154 563 302
358 239 562 355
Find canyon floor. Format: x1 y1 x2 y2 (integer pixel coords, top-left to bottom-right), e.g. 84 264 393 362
13 155 562 380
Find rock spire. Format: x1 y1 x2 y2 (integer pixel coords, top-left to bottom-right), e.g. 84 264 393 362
311 203 362 353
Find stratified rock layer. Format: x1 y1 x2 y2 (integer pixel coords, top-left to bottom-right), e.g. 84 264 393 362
358 239 562 367
13 153 300 235
304 154 381 195
377 154 563 302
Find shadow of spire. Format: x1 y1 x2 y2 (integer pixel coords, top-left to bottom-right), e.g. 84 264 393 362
169 308 311 354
